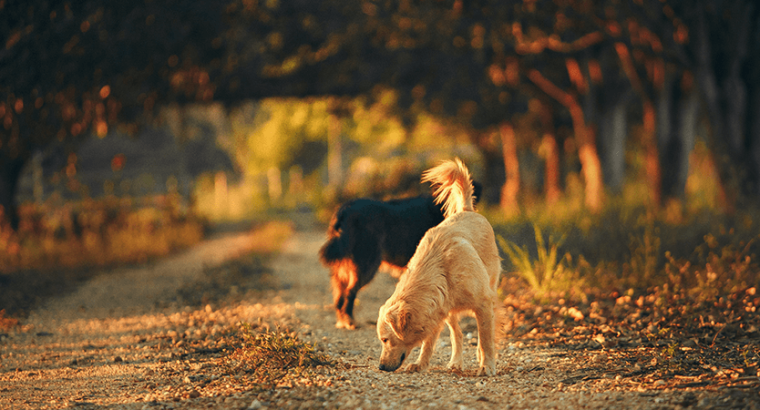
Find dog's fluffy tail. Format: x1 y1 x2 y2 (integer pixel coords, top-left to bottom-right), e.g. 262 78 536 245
319 236 346 266
422 158 474 218
319 213 348 266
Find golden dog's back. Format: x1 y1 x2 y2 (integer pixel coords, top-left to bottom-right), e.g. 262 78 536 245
408 212 501 294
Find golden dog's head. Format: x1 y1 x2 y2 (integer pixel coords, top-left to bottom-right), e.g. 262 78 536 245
377 301 423 372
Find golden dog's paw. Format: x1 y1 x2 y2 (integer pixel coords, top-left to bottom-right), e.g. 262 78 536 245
405 363 427 373
446 361 462 371
476 365 496 377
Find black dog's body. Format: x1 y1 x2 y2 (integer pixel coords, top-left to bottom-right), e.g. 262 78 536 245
319 183 481 329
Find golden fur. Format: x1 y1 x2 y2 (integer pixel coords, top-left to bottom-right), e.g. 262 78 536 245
377 159 500 376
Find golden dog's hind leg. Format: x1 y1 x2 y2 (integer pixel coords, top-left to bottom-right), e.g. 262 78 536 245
445 313 464 370
475 304 497 376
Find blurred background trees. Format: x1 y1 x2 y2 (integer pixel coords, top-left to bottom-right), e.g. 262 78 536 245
2 0 760 233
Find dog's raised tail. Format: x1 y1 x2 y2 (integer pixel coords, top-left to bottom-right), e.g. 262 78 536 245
422 158 474 218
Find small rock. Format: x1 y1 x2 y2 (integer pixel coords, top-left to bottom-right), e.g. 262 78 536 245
682 338 698 348
113 356 123 363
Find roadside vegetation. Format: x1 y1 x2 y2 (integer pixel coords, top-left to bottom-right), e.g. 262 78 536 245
0 194 203 273
493 204 760 390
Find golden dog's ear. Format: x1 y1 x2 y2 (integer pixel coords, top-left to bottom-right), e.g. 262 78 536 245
386 303 411 341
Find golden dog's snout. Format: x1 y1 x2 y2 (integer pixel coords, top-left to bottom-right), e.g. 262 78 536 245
378 352 406 372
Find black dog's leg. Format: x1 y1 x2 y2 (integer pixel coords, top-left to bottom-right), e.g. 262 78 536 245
343 238 382 327
331 263 356 329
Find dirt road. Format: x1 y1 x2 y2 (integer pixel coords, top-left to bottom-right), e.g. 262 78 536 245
0 225 752 409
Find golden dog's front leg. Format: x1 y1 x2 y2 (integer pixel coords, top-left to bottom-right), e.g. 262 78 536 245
445 314 463 370
406 333 439 372
475 306 497 377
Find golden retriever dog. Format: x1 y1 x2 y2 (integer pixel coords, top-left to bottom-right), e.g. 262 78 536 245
377 158 500 376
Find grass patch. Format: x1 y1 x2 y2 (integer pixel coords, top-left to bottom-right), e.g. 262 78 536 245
498 224 586 299
224 325 332 388
494 205 760 301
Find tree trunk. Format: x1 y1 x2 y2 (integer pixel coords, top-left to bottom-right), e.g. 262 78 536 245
599 90 631 193
327 114 343 189
657 74 681 200
676 78 700 198
528 69 603 212
578 124 604 212
480 147 507 205
748 76 760 195
0 157 25 231
539 134 561 204
569 102 604 212
642 101 661 208
694 6 740 209
537 101 560 203
499 123 520 212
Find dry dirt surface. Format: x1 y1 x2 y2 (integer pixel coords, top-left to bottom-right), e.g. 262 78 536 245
1 223 758 410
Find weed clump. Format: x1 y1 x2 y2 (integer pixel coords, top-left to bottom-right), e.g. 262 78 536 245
498 224 587 301
224 325 332 388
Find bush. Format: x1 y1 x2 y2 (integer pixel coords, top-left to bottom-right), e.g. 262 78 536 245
0 194 204 272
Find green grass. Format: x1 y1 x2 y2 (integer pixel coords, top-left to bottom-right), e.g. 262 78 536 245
498 224 583 297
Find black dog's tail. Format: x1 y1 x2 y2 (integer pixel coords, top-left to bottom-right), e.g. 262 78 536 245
319 236 346 266
421 158 475 219
319 213 349 266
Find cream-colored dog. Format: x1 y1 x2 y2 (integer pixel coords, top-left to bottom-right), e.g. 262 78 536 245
377 158 500 376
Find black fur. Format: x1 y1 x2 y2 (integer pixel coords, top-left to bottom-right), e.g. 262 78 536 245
319 182 482 329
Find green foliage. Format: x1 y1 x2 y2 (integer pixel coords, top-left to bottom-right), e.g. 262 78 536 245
231 99 331 174
201 92 480 221
498 224 585 298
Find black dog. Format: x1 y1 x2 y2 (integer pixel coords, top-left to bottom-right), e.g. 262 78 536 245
319 182 481 329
